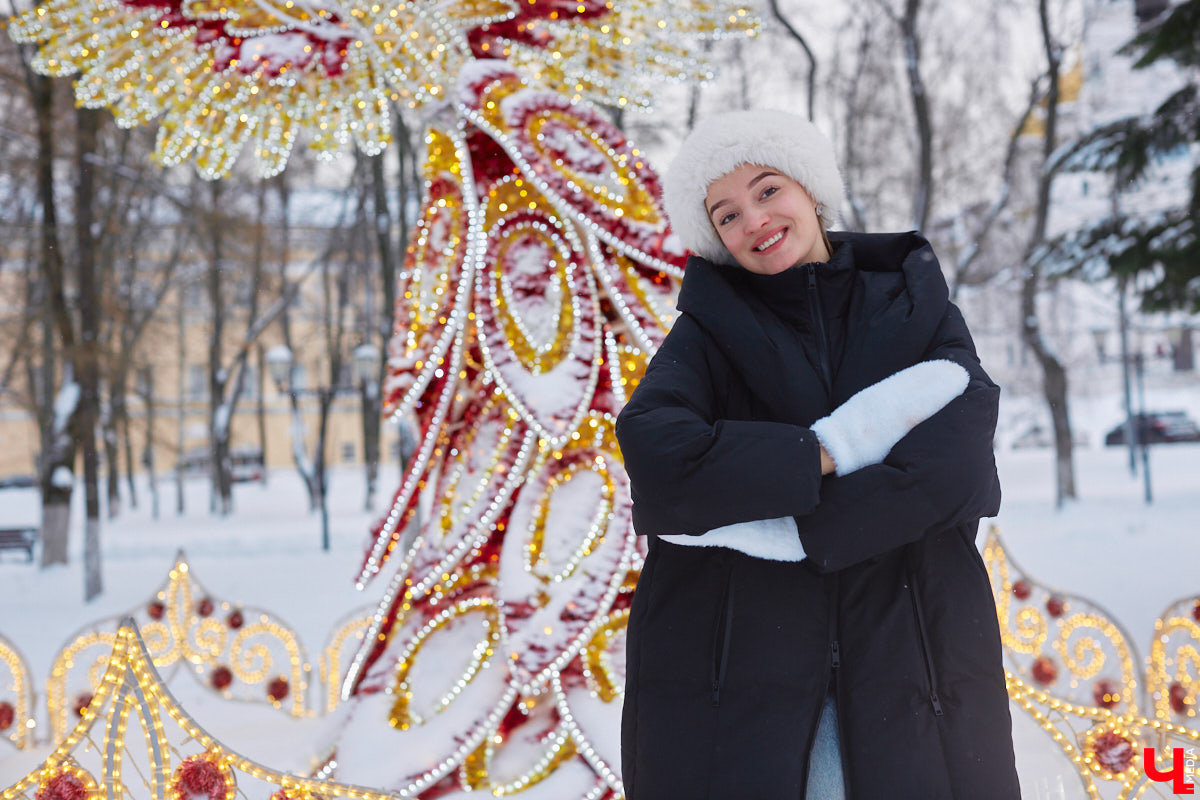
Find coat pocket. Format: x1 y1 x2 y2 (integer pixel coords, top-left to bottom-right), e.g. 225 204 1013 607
710 564 736 707
906 552 945 717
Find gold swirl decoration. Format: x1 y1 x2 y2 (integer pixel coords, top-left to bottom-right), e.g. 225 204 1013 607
1148 597 1200 724
47 552 312 743
1 622 399 800
984 527 1140 716
0 632 35 749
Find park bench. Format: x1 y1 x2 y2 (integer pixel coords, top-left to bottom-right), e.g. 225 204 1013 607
0 526 37 562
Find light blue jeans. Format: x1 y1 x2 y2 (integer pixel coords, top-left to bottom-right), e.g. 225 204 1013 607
805 692 846 800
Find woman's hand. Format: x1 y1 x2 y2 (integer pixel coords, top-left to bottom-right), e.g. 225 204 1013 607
819 445 837 476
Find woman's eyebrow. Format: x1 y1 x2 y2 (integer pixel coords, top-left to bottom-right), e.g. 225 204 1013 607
706 171 781 219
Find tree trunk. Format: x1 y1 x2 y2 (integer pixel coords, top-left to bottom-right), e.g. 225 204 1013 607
175 289 186 515
206 181 233 514
1022 0 1076 507
122 384 138 510
900 0 934 232
76 106 104 601
256 344 268 486
104 376 123 518
141 365 160 519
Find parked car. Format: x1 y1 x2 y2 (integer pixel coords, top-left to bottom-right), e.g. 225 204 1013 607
1009 424 1087 450
1104 411 1200 446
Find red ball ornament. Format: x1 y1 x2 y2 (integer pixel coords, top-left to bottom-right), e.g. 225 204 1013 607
73 693 94 717
0 700 14 731
211 666 233 691
175 755 227 800
1092 679 1120 709
197 597 214 617
1012 580 1032 601
36 771 89 800
1169 682 1189 714
226 609 244 629
1090 731 1135 775
1192 599 1200 623
1045 596 1066 618
267 677 289 702
1031 656 1057 685
148 600 166 620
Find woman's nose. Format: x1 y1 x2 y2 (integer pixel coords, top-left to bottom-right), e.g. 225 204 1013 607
742 208 769 234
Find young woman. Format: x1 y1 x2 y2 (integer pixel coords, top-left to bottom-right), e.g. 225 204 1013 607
615 110 1020 799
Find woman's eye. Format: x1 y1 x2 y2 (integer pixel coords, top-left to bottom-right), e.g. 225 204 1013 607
719 212 737 226
760 185 778 199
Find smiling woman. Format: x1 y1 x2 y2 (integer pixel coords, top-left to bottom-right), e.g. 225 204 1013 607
616 109 1019 800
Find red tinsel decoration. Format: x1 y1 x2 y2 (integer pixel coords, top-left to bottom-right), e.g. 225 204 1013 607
174 755 228 800
1090 731 1135 775
73 694 94 717
1169 682 1189 714
1012 580 1031 601
211 666 233 691
267 677 289 702
1031 655 1057 685
0 700 14 731
197 598 214 617
1092 679 1120 709
1045 596 1065 618
36 771 89 800
226 610 244 630
148 600 166 620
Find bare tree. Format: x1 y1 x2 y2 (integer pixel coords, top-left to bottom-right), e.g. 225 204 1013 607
1019 0 1076 507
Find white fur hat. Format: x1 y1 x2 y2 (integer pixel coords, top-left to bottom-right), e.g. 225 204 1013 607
662 109 844 265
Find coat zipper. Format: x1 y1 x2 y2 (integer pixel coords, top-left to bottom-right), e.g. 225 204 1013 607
711 566 735 707
807 264 833 394
907 556 945 717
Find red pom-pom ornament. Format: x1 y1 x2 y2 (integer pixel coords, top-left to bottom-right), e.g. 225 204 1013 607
211 666 233 691
36 770 90 800
171 754 229 800
1192 600 1200 623
1031 656 1057 685
0 700 14 731
148 600 166 620
1012 580 1032 601
1090 731 1135 775
267 677 289 702
1169 682 1189 714
197 597 214 617
1045 596 1065 618
226 609 244 629
1092 679 1120 709
73 694 94 717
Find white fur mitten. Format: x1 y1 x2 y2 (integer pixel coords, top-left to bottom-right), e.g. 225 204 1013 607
660 517 806 562
810 359 969 476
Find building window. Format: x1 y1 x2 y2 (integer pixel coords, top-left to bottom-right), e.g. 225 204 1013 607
187 364 208 400
342 442 356 463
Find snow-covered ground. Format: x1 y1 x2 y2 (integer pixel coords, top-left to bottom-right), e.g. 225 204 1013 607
1 397 1197 797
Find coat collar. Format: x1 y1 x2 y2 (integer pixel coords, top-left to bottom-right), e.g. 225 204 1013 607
675 230 951 422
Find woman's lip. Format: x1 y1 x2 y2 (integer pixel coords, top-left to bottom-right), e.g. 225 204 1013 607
753 227 787 253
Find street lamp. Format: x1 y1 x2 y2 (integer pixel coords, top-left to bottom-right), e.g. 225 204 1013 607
353 342 382 511
352 343 381 387
265 344 293 391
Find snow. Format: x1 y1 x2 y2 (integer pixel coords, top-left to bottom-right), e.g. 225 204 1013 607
1 431 1198 794
51 381 79 436
49 467 73 491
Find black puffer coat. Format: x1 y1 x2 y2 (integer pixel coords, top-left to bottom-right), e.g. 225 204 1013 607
614 231 1019 799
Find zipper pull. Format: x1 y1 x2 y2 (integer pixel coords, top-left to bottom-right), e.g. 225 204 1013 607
930 692 944 716
808 264 817 290
830 640 840 669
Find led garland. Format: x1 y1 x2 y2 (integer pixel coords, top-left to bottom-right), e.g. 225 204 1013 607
0 633 35 750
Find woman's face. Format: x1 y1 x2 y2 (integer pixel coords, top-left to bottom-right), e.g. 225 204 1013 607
704 163 829 275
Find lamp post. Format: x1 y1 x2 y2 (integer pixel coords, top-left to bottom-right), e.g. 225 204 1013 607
1091 327 1152 504
265 344 293 390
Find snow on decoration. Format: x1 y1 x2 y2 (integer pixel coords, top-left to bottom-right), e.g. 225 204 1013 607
7 0 755 178
45 552 312 743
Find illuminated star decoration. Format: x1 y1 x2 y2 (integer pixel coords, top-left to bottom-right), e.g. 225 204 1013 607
8 0 756 178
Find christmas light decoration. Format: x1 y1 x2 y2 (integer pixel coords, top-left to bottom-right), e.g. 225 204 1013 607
0 633 34 750
1 622 401 800
985 527 1200 797
7 0 755 178
45 552 312 744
